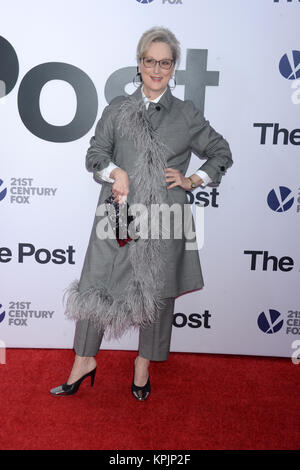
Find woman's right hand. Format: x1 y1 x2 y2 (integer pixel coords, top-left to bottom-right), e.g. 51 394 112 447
110 168 130 204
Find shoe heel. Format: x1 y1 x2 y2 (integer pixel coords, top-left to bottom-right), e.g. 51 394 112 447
90 368 96 387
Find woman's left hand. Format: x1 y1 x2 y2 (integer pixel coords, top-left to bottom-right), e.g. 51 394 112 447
165 168 202 190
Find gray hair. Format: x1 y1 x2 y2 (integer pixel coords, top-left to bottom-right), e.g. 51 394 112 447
136 26 181 67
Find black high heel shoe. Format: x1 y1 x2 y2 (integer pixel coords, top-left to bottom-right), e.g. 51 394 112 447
131 364 151 401
50 367 97 396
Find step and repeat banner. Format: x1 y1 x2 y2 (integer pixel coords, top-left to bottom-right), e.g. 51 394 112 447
1 0 299 358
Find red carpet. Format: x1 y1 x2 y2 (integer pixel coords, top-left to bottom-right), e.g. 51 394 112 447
0 349 299 450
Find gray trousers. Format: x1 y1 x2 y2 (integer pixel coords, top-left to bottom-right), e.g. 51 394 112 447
73 297 175 361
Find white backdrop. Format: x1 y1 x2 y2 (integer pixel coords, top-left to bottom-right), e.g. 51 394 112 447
1 0 299 358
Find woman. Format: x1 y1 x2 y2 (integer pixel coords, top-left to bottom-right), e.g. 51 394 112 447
50 27 233 400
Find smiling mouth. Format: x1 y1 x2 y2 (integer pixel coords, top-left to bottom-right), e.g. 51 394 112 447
151 76 162 81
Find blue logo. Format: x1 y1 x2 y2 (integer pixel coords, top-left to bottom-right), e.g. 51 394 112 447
279 51 300 80
0 179 7 201
258 309 284 334
136 0 154 3
0 304 5 323
267 186 294 212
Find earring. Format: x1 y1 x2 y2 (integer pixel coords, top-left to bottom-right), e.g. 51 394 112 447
133 72 143 88
168 75 176 90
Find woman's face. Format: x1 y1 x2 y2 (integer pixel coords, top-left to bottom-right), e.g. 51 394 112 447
138 41 174 100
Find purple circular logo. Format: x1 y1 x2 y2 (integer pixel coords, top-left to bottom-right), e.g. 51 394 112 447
279 51 300 80
258 309 283 334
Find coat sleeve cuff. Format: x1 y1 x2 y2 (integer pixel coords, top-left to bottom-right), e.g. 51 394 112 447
194 170 212 187
96 162 120 183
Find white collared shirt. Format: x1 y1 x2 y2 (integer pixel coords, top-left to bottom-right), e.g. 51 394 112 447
141 88 167 109
96 87 212 187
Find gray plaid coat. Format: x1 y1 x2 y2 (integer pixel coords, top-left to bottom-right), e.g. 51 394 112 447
64 86 233 338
